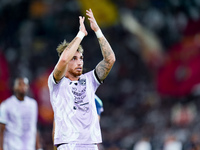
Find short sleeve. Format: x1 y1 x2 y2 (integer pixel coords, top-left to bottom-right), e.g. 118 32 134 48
48 72 57 91
84 70 101 92
0 102 7 124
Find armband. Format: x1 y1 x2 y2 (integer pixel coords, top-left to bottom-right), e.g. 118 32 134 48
95 29 103 38
76 31 85 40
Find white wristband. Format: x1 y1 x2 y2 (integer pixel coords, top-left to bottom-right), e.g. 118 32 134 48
95 29 103 38
76 31 85 40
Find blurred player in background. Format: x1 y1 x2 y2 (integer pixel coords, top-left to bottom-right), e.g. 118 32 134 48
0 77 42 150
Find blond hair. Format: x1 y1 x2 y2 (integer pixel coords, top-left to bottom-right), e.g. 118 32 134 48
56 40 84 57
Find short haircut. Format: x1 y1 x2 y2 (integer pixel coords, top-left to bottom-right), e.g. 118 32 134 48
56 40 84 57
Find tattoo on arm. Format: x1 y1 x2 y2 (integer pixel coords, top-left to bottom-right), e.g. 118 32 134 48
54 68 62 77
53 68 62 82
96 37 115 81
96 61 112 81
99 38 112 60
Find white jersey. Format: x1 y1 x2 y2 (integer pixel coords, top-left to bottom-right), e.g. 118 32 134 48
0 95 38 150
48 70 102 145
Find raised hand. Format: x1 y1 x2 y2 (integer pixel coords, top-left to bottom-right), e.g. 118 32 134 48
79 16 88 36
86 9 100 32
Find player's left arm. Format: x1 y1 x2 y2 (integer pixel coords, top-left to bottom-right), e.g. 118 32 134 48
0 102 7 150
86 9 116 82
52 120 57 150
36 130 43 150
0 123 5 150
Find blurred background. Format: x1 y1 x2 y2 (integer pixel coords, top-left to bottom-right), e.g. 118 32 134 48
1 0 200 150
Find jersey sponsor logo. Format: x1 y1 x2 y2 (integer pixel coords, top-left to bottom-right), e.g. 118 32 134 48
74 95 86 103
79 78 86 86
71 81 89 113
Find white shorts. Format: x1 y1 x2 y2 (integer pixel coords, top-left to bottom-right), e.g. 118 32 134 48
57 143 98 150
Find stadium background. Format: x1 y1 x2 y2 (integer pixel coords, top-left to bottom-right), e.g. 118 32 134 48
1 0 200 149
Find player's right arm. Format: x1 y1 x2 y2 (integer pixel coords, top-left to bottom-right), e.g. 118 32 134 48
52 120 57 150
0 102 7 150
0 123 5 150
53 16 88 83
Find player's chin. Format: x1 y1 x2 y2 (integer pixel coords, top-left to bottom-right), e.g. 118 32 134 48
18 89 27 95
76 71 82 76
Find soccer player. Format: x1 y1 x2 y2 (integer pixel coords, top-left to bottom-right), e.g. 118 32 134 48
48 8 115 150
0 77 42 150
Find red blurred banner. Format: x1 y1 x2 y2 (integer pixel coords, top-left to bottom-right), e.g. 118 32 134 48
0 51 11 102
157 34 200 97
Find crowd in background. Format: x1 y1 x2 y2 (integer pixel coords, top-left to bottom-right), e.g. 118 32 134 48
1 0 200 149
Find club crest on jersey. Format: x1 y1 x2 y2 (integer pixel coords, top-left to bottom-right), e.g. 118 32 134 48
79 78 86 86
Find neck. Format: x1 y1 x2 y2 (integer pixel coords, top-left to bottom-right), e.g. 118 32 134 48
66 75 80 81
65 72 80 81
